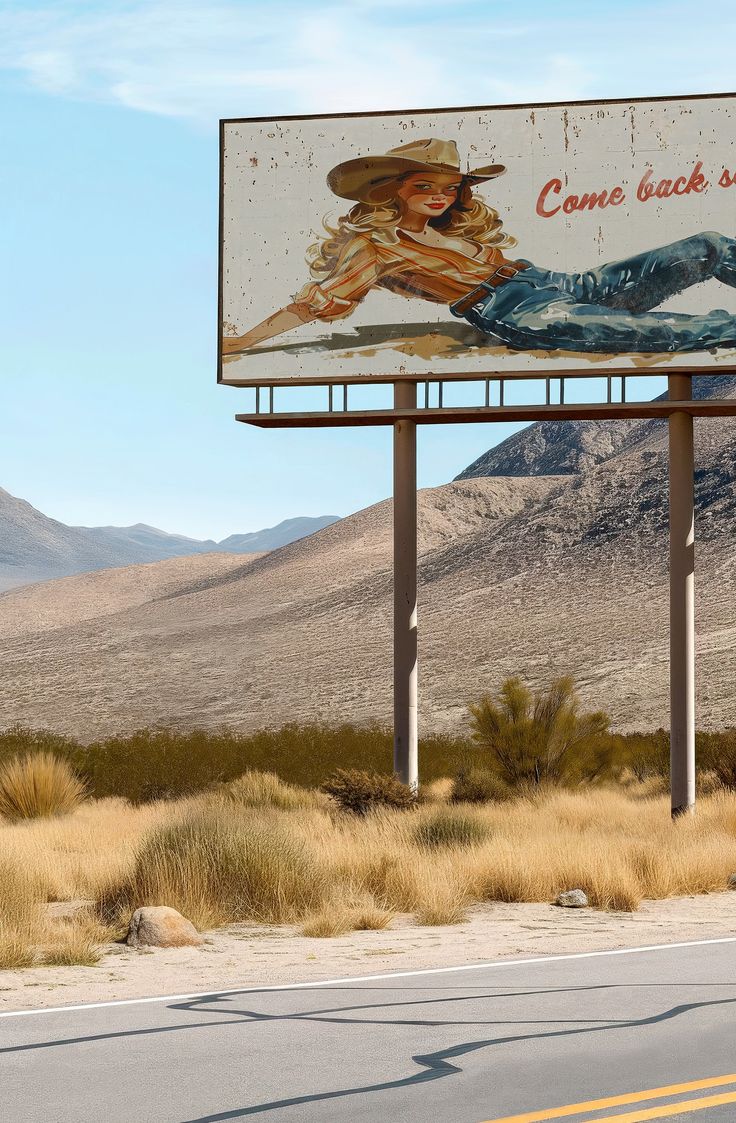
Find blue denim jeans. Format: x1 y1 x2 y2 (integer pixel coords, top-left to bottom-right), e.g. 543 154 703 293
452 232 736 353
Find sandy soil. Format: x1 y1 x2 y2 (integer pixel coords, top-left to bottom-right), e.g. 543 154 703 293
2 893 735 1013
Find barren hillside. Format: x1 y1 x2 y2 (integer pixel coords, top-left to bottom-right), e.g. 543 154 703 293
0 378 734 740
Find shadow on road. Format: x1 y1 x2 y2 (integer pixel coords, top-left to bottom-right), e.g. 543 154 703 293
6 983 736 1120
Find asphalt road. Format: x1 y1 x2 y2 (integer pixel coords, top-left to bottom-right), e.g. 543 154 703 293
3 938 736 1123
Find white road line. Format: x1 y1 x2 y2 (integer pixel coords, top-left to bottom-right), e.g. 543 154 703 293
1 935 735 1020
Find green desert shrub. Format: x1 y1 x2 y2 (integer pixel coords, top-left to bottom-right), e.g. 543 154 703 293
99 806 327 930
451 766 513 804
468 676 611 789
79 728 243 804
413 807 491 849
0 752 87 821
0 722 477 804
0 725 80 771
696 730 736 790
624 729 670 781
321 768 417 816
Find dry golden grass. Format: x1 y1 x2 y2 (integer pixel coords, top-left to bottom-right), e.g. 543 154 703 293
301 898 395 937
0 752 87 821
351 904 394 931
40 913 108 967
0 864 106 968
0 861 43 969
3 782 736 970
0 797 174 903
420 777 453 803
301 909 355 938
100 804 329 931
414 882 470 926
224 771 330 812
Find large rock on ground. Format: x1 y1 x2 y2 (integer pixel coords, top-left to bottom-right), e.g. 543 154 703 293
555 889 589 909
126 906 203 948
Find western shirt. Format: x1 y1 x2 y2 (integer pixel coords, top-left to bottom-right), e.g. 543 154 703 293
294 229 514 321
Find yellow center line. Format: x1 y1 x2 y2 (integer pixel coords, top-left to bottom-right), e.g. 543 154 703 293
591 1089 736 1122
481 1073 736 1122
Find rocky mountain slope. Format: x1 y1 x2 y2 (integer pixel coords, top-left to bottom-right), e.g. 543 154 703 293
0 488 339 592
0 377 733 739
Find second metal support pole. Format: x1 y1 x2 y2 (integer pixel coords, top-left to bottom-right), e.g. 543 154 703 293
393 380 418 790
668 373 696 817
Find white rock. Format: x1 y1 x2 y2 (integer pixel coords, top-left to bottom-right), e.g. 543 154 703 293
555 889 589 908
126 906 203 948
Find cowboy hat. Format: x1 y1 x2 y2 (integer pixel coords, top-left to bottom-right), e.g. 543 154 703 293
326 138 506 202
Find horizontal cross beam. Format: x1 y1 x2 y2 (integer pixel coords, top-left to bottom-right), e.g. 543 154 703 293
236 398 736 428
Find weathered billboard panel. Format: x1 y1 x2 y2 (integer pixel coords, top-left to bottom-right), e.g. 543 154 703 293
219 94 736 385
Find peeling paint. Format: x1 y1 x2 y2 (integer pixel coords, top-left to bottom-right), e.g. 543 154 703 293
220 94 736 385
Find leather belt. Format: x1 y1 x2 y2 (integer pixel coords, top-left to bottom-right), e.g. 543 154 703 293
450 260 529 316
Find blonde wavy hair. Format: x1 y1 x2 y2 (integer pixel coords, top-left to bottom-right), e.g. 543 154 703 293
308 178 516 280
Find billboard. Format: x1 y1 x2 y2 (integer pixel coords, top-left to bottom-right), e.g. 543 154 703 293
219 93 736 385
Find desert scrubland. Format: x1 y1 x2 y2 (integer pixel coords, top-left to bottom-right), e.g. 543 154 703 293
0 380 734 1008
3 747 736 974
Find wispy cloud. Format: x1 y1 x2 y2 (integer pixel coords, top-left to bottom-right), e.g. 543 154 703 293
0 0 734 125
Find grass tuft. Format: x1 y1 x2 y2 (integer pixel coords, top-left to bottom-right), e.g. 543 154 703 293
301 909 355 938
350 905 394 931
100 806 328 930
224 771 328 812
414 880 470 926
40 917 107 967
413 807 491 849
0 752 87 822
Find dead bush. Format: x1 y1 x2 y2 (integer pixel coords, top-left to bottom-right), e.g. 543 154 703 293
321 769 417 816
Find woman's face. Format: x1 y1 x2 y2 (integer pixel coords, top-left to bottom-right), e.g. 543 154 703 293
396 172 463 218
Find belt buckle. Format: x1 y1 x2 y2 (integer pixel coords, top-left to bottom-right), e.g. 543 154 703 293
479 263 519 296
494 263 520 281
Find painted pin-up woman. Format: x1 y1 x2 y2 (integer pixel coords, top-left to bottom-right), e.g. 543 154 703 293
222 137 736 356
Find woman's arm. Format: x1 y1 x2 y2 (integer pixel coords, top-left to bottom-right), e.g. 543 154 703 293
223 237 383 354
222 303 316 354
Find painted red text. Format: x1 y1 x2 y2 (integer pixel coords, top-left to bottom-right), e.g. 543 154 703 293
536 178 625 218
637 161 708 202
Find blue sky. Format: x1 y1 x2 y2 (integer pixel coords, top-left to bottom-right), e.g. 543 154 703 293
1 0 734 539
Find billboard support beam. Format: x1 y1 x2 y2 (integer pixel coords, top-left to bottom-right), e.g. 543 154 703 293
668 373 696 818
393 380 418 791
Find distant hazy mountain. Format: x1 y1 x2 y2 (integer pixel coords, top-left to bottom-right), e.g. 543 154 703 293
0 490 340 592
218 516 339 553
78 523 218 562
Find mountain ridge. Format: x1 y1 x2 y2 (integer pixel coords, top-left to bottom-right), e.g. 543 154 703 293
1 373 734 739
0 489 340 592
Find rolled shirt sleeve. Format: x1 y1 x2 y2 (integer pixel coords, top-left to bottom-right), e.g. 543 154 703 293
294 236 382 322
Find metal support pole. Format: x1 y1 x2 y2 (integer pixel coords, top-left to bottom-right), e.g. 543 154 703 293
668 373 696 817
393 380 418 790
